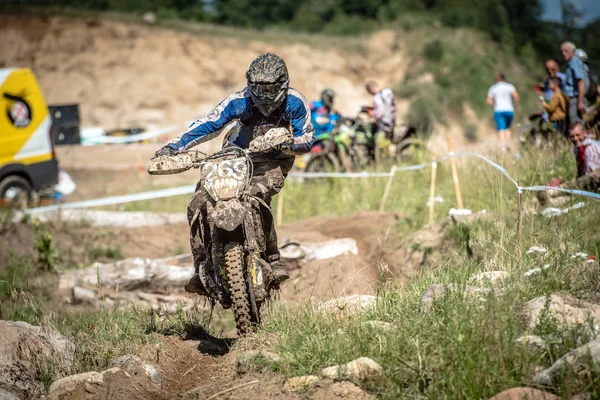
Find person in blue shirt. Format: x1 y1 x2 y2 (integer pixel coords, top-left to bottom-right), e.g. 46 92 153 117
310 88 340 139
561 42 590 124
154 53 314 294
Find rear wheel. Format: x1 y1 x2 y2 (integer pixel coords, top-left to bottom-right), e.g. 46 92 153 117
396 139 424 163
224 240 255 336
0 175 32 209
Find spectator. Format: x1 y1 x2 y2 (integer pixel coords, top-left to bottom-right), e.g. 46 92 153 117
487 72 520 152
541 59 566 123
365 81 397 144
543 59 566 101
569 122 600 190
540 77 568 138
561 42 589 124
537 121 600 206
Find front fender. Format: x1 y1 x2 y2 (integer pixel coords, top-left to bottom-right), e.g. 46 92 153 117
212 199 246 231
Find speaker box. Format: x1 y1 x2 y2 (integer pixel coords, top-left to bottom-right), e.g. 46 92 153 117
49 104 80 145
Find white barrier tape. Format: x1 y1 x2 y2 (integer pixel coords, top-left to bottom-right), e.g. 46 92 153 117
26 185 196 214
85 121 193 144
438 152 519 188
24 151 600 213
288 171 393 178
521 185 600 201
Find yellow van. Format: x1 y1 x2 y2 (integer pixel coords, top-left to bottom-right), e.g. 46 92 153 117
0 68 58 207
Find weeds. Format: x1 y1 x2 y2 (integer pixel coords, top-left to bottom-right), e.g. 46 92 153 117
86 244 123 261
32 219 59 272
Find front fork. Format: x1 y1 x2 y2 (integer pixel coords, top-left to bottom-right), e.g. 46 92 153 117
210 198 268 304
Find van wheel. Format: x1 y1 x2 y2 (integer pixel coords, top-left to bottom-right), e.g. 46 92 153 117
0 175 32 209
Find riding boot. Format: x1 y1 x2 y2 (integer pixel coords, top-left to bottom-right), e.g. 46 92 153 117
262 208 290 285
185 258 210 296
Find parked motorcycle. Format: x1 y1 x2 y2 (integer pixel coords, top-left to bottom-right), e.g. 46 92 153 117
303 121 362 173
303 108 421 173
148 128 293 335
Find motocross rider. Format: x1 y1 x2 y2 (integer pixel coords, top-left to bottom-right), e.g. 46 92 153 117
153 53 314 295
310 88 340 139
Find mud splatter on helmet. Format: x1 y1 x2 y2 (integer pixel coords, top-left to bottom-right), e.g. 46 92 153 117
246 53 290 116
321 88 335 110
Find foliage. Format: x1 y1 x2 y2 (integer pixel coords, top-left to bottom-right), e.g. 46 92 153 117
86 245 123 262
422 38 444 61
32 219 59 272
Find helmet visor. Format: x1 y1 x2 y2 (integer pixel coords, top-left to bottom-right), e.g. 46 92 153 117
249 82 283 100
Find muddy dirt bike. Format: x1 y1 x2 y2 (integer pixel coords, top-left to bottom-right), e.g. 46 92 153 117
148 128 293 335
303 122 364 173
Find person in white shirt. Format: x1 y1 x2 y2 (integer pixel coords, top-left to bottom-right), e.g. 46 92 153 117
365 81 397 140
487 73 521 152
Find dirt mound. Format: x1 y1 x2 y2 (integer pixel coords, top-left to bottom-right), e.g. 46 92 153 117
0 220 188 267
0 14 405 131
277 211 400 303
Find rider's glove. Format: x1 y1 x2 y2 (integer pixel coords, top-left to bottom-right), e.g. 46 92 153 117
274 141 293 153
154 145 177 158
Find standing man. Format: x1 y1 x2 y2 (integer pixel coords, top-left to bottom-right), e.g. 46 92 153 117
487 72 521 152
365 81 397 144
561 42 589 124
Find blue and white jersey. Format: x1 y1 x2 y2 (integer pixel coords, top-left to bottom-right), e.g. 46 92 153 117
310 100 340 139
169 87 314 156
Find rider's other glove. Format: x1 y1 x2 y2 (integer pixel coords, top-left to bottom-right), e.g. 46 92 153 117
154 145 177 158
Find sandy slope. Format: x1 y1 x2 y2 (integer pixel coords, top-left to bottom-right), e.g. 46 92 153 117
0 14 406 131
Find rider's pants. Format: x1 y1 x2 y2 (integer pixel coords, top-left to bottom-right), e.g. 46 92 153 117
187 159 287 271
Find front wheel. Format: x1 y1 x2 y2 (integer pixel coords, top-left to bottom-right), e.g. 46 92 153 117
0 175 32 209
224 240 256 336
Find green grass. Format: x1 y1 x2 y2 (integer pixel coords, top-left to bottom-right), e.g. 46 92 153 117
257 206 600 398
2 143 599 397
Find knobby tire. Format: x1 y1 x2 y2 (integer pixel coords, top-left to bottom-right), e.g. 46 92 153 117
224 240 254 336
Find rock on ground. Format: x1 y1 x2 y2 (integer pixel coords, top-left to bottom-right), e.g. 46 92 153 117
0 321 75 399
515 335 547 353
533 337 600 387
283 375 320 391
320 357 382 380
525 292 600 330
419 284 489 314
319 295 376 315
468 271 509 287
313 381 375 400
109 354 162 386
488 387 560 400
48 371 104 400
48 364 162 400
